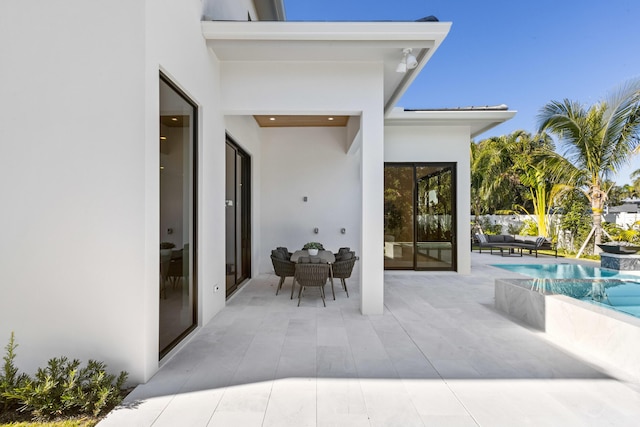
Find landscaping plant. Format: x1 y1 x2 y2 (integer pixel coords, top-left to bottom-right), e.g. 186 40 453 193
0 332 29 413
0 334 128 423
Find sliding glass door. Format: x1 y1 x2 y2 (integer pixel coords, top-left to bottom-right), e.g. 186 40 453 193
383 165 415 269
159 74 197 358
384 163 456 271
225 137 251 296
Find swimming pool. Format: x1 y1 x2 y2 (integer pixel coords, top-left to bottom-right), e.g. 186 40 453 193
522 278 640 318
495 277 640 381
493 264 640 318
493 263 640 280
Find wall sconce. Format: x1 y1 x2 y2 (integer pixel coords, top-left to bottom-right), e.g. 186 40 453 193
303 196 308 202
340 228 346 234
396 48 418 73
313 227 319 234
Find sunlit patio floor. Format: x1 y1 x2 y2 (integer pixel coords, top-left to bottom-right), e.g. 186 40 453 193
98 252 640 426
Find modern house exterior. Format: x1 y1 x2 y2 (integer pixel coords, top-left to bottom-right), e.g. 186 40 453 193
0 0 514 384
604 200 640 228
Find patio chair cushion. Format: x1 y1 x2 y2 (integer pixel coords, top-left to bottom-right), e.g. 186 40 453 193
336 251 354 261
271 249 286 260
276 247 291 260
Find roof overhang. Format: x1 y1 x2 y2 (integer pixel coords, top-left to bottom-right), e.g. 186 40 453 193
201 21 451 115
385 108 517 138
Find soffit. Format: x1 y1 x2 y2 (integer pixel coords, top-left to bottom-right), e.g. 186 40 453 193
385 109 517 139
254 115 350 127
202 21 451 115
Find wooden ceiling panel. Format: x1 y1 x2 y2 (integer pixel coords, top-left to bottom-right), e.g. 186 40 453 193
254 115 350 127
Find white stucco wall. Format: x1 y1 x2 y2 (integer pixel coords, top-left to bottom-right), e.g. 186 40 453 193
259 127 362 273
0 0 237 384
0 1 148 381
147 0 232 379
384 125 472 274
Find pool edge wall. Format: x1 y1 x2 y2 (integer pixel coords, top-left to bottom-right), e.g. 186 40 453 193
495 278 546 330
495 278 640 382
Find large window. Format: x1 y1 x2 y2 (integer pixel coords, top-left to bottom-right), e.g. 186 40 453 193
384 163 456 271
159 74 197 358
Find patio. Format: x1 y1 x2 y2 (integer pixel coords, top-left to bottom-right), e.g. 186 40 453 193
98 253 640 426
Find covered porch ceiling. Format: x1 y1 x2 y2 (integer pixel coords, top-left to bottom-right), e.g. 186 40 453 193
201 20 451 118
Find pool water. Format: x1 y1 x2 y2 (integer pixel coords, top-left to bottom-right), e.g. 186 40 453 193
494 264 640 319
493 263 640 280
587 281 640 317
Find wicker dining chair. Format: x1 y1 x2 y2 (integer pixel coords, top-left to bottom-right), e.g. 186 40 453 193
271 252 296 295
331 252 358 298
294 263 330 307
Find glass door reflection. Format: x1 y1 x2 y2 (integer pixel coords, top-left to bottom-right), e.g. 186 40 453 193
384 165 414 269
416 165 455 270
159 74 197 358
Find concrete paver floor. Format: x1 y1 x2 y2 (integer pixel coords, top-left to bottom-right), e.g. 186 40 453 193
99 253 640 426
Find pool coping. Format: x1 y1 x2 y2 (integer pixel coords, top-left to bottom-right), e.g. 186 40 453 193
496 278 640 382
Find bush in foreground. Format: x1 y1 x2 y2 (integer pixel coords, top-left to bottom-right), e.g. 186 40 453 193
0 333 127 423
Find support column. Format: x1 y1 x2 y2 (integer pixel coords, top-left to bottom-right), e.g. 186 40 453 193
360 109 384 315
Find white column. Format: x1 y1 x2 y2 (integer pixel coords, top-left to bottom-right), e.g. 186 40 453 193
360 109 385 315
457 147 471 274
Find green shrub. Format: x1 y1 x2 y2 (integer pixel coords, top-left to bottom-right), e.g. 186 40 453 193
0 334 128 422
0 332 29 413
506 222 523 235
520 219 539 236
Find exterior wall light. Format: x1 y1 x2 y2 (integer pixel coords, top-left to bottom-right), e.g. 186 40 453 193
396 48 418 73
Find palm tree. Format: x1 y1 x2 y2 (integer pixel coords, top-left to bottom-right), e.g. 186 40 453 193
471 130 547 215
471 135 518 215
538 78 640 253
514 147 571 238
631 169 640 196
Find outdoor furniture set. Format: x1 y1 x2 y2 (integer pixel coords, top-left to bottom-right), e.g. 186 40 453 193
270 246 358 306
474 233 557 258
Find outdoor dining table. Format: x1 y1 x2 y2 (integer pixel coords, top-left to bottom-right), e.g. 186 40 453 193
289 250 336 299
290 249 335 264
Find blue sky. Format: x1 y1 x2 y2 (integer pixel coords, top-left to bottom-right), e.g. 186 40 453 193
284 0 640 184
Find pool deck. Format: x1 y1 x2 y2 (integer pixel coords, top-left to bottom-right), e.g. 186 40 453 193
98 253 640 426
